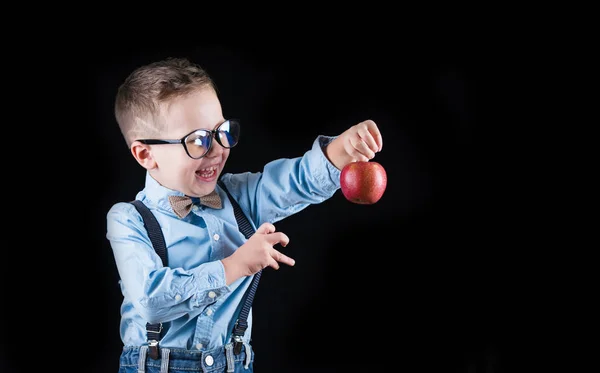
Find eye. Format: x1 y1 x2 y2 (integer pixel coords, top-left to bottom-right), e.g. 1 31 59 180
187 133 209 147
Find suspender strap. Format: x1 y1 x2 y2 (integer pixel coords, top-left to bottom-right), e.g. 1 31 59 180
217 180 259 354
130 200 167 360
130 180 259 357
130 200 168 265
218 180 255 239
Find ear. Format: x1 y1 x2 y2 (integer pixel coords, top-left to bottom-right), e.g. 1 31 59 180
130 141 157 170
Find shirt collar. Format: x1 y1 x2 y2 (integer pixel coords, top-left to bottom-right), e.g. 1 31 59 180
142 172 194 213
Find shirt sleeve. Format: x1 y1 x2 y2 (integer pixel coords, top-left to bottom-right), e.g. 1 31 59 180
221 135 342 226
106 202 230 324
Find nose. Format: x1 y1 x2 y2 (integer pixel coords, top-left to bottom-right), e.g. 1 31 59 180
205 135 225 158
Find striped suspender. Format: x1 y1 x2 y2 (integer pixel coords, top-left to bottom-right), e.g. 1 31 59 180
130 180 259 358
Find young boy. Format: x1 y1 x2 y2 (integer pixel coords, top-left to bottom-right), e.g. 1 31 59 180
106 57 383 372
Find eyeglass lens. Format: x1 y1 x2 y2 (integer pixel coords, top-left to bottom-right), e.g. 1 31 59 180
184 120 240 158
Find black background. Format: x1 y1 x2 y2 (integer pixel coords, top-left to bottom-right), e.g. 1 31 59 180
3 37 564 372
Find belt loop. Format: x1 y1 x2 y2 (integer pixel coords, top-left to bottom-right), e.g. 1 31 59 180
160 348 171 373
137 346 148 373
243 341 252 369
225 343 235 373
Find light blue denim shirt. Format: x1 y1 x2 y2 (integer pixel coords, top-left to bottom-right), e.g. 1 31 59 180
106 135 341 351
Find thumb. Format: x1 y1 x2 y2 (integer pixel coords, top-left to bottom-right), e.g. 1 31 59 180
255 222 276 235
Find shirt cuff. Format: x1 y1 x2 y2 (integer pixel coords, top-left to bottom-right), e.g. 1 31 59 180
190 260 230 305
307 135 342 194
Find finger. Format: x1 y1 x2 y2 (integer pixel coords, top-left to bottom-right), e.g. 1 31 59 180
349 137 374 161
255 222 276 235
357 125 380 154
365 120 383 151
267 257 281 270
265 231 290 247
270 248 296 267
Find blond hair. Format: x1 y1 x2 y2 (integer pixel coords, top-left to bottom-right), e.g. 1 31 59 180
114 57 216 147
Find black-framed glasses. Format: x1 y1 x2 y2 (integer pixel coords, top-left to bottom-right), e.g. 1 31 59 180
137 119 240 159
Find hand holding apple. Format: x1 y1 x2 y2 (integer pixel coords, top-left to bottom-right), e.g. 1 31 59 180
325 119 383 171
340 161 387 204
323 119 385 203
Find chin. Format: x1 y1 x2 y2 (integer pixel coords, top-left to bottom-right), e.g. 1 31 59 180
189 178 216 196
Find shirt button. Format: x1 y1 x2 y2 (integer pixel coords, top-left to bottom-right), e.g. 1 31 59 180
175 294 181 301
205 355 214 366
206 309 213 316
196 343 203 350
213 233 220 241
208 291 216 299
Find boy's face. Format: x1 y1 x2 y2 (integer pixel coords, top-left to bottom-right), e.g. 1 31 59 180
148 87 230 197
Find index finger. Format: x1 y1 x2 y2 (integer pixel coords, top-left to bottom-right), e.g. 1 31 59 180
265 231 290 247
256 222 276 235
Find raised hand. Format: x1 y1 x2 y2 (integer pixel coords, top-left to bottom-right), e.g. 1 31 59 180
325 119 383 170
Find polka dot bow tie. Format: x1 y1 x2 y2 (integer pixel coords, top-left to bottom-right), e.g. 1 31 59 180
168 190 223 218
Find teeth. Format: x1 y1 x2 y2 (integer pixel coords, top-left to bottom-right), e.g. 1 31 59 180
197 166 217 178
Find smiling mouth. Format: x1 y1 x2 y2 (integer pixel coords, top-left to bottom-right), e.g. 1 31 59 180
196 166 217 178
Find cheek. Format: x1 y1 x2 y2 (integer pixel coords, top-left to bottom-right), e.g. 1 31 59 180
154 147 190 168
222 148 231 160
171 160 200 185
178 158 200 175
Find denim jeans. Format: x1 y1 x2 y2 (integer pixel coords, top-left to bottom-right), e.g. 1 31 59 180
118 342 254 373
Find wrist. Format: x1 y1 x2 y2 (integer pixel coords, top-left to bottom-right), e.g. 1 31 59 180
221 257 242 285
325 138 349 170
221 257 237 286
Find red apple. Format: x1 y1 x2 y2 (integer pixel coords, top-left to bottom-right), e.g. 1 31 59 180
340 161 387 204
